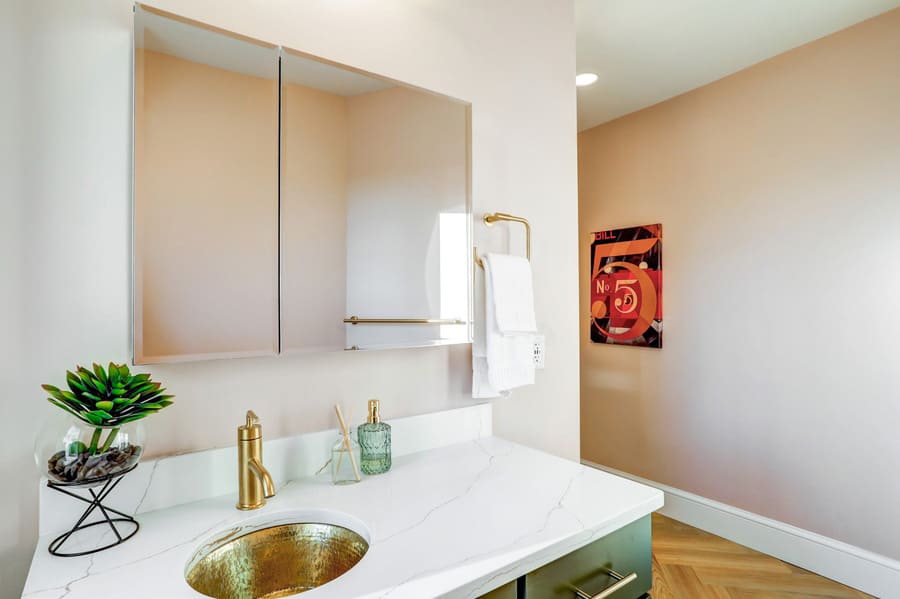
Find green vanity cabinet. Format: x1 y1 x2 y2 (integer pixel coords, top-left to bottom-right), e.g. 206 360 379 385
479 515 652 599
525 515 652 599
479 580 519 599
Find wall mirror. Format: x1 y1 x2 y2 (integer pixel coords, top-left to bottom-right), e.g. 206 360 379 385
133 5 472 364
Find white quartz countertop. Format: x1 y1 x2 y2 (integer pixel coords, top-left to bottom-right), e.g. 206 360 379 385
23 437 663 599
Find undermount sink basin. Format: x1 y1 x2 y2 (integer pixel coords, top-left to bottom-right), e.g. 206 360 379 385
185 511 370 599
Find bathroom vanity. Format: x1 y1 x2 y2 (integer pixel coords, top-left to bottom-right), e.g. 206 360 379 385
22 405 663 598
480 518 651 599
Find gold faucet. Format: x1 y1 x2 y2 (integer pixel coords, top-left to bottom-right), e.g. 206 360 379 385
237 410 275 510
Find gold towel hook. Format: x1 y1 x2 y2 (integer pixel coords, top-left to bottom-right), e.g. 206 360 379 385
473 212 531 268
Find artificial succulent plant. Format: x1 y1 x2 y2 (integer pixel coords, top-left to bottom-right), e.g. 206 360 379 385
42 362 174 455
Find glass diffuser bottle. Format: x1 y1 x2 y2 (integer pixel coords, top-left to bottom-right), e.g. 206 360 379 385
358 399 391 475
331 428 361 485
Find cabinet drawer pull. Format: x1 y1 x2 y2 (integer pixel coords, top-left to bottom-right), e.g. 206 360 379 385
572 569 638 599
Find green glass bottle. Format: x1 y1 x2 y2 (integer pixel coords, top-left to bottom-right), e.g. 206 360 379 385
358 399 391 475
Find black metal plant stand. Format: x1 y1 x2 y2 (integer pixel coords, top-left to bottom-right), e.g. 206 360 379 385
46 464 140 557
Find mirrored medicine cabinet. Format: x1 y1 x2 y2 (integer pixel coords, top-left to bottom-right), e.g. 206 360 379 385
133 5 472 364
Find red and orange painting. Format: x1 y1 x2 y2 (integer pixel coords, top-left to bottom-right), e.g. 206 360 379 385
590 224 662 348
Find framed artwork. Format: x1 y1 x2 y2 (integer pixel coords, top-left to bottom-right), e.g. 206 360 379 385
590 224 662 348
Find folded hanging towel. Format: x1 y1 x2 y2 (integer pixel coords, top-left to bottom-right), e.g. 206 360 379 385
486 253 537 335
472 258 507 399
472 253 535 398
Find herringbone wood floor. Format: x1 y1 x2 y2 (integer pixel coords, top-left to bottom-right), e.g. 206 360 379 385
651 514 873 599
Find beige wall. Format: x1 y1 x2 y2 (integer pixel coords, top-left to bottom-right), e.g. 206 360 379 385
3 1 578 596
345 86 468 349
280 81 348 352
579 8 900 560
135 49 279 361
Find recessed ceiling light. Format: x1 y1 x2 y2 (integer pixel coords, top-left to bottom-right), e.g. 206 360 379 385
575 72 599 87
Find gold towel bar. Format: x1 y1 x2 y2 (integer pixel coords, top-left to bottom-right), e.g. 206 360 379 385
473 212 531 268
344 316 467 325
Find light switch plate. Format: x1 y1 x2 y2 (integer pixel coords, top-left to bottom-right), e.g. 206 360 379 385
533 334 545 369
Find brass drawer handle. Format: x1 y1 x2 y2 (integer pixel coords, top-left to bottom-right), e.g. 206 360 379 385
572 569 638 599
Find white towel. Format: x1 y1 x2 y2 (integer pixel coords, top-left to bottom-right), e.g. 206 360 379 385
472 253 536 398
472 256 505 398
486 253 537 334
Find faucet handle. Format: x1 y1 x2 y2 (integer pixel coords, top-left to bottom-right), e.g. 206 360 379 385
239 410 262 441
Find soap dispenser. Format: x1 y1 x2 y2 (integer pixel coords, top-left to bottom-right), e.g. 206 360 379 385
358 399 391 475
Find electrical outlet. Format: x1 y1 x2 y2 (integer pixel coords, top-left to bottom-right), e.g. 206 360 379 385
533 334 545 369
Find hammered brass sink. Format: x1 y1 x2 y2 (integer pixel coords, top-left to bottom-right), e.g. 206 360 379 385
185 522 369 599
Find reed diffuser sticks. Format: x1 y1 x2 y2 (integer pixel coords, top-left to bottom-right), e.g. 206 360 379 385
334 404 361 482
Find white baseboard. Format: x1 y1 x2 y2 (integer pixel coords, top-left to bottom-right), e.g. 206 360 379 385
582 460 900 599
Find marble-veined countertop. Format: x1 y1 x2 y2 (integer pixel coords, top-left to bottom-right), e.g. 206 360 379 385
22 437 663 599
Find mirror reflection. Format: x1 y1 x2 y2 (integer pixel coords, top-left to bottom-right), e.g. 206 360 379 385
134 7 279 363
133 7 471 364
279 50 470 352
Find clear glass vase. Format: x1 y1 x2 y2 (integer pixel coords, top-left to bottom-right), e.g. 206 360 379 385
331 429 361 485
35 413 146 486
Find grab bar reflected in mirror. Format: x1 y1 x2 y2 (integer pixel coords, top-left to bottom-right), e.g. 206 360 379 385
343 316 467 325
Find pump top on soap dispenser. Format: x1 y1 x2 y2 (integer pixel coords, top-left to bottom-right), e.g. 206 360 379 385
358 399 391 475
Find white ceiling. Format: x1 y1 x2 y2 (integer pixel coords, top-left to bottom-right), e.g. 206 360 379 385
135 7 393 96
576 0 900 131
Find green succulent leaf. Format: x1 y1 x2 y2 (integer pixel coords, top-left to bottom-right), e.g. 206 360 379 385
92 377 107 394
47 398 81 420
130 382 159 395
87 409 113 421
118 413 150 424
92 363 108 384
43 385 80 407
79 366 103 391
59 389 79 402
77 367 102 392
115 406 146 417
43 362 174 424
82 411 103 425
66 371 87 393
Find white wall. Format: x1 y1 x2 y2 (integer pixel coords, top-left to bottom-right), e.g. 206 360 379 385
2 1 578 596
0 0 30 590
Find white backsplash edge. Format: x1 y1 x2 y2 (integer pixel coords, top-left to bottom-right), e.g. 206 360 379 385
38 402 492 537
